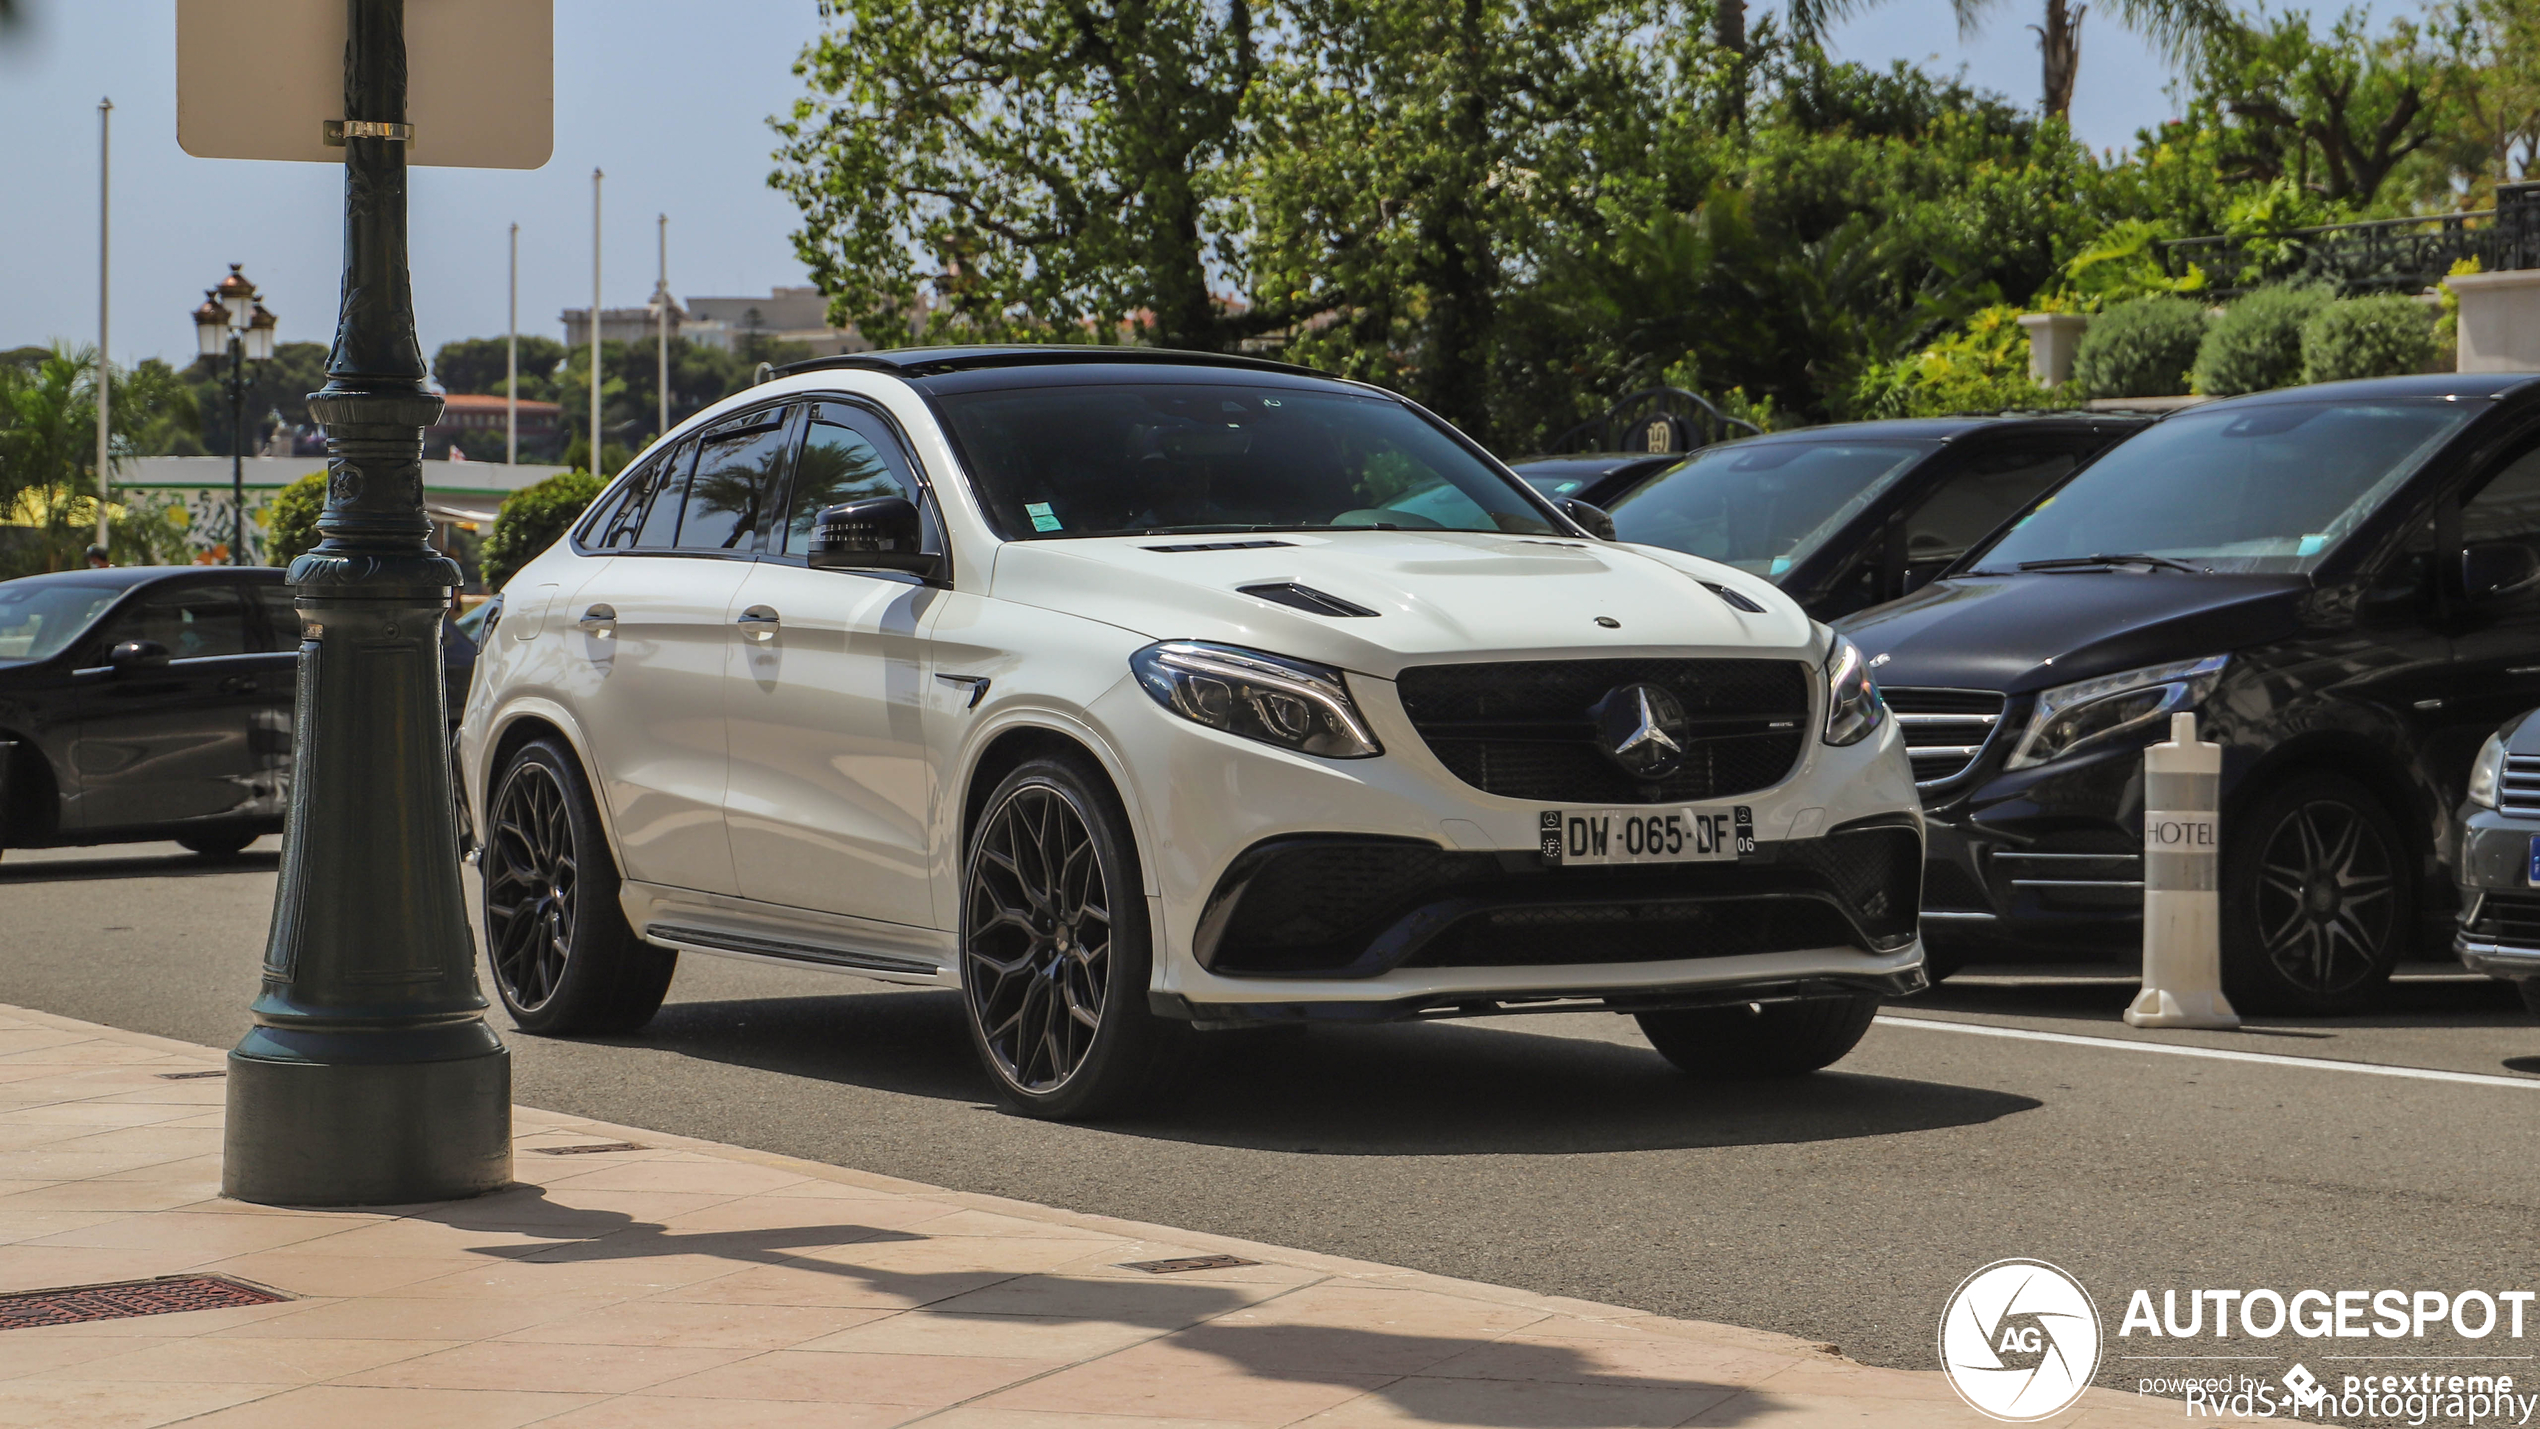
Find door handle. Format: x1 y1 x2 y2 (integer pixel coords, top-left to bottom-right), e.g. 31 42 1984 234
218 675 258 695
736 606 782 642
576 604 617 635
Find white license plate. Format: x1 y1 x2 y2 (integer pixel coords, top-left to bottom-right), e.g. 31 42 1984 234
1539 806 1753 866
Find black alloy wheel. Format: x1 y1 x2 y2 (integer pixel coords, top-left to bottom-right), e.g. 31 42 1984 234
1635 993 1883 1077
481 738 673 1034
2223 773 2407 1014
960 755 1170 1118
177 833 254 859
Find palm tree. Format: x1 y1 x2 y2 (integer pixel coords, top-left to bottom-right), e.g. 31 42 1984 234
1782 0 2228 117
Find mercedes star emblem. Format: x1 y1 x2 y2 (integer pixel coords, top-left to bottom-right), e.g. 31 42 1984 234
1591 682 1692 780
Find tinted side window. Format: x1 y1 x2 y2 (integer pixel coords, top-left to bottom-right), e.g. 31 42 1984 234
782 407 929 555
250 583 301 651
632 442 697 549
1907 445 2078 564
2462 446 2540 545
579 470 644 550
679 413 791 552
92 584 253 661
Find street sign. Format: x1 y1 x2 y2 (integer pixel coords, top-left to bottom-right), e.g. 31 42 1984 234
176 0 552 169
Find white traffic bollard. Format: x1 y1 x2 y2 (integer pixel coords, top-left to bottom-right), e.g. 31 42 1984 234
2125 712 2241 1030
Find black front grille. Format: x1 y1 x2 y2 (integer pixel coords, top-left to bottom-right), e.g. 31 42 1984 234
1923 859 1993 912
1394 658 1811 804
2469 891 2540 947
1199 823 1920 976
2503 756 2540 817
1882 687 2005 786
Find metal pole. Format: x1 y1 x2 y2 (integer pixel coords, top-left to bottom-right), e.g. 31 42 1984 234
656 213 668 444
506 222 518 467
224 0 510 1207
590 167 602 476
230 336 246 565
95 97 111 551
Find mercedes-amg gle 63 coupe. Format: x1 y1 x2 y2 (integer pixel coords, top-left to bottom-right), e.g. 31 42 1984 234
457 347 1924 1118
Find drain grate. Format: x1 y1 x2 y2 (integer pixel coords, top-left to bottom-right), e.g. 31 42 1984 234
530 1141 647 1155
0 1274 290 1331
1118 1254 1261 1275
155 1070 225 1081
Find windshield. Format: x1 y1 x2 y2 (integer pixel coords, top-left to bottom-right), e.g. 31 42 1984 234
933 382 1561 539
1973 400 2476 575
0 580 123 664
1606 439 1933 576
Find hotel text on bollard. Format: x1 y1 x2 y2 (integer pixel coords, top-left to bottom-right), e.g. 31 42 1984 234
2125 712 2241 1030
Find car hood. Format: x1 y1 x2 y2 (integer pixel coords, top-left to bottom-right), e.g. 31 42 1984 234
1836 571 2308 695
985 530 1813 679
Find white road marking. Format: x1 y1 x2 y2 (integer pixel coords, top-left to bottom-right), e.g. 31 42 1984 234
1875 1014 2540 1090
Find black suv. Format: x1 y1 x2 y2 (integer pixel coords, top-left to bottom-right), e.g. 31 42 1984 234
1844 374 2540 1012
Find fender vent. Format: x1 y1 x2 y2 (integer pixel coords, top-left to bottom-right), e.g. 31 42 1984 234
1702 581 1766 613
1239 582 1379 618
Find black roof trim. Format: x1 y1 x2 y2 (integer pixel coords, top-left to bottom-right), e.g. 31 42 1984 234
775 344 1331 382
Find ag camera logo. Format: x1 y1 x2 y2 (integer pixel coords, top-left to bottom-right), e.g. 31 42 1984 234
1939 1259 2104 1422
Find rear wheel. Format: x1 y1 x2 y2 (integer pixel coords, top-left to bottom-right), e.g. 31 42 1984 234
1635 994 1882 1077
177 833 254 859
959 754 1174 1119
481 737 674 1034
2221 773 2408 1015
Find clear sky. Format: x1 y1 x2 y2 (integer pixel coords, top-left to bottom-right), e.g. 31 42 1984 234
0 1 2182 372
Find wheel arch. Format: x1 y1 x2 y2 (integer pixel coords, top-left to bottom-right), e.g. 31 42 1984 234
955 715 1158 897
479 702 628 874
2226 731 2441 887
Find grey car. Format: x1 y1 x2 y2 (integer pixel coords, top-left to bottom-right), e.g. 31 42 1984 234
2455 706 2540 1014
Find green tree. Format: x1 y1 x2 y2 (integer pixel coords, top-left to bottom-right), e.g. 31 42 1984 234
0 345 150 574
183 340 330 456
481 472 604 592
775 0 1279 352
1792 0 2227 117
264 471 329 566
432 335 567 402
2189 7 2455 207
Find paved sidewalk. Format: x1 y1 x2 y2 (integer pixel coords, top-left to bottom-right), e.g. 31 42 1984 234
0 1004 2242 1429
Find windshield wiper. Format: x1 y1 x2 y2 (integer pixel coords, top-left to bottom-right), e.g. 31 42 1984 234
2016 553 2207 575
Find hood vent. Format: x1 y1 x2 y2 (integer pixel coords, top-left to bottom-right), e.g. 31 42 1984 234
1702 581 1767 613
1239 582 1380 618
1143 539 1297 553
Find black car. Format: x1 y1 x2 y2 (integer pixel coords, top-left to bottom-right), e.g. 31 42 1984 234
0 566 476 858
1508 452 1689 509
1600 416 2145 620
1843 374 2540 1012
2452 707 2540 1014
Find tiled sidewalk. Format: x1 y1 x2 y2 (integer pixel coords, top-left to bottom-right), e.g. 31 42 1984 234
0 1004 2246 1429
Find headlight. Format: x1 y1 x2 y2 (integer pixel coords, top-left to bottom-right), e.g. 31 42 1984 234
2469 731 2507 809
1823 634 1884 747
2006 654 2228 770
1130 641 1382 759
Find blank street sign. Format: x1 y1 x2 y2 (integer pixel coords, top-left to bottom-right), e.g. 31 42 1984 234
177 0 552 170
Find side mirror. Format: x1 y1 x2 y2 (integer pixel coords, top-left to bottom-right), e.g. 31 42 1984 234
109 639 169 670
1557 497 1616 541
2462 541 2540 606
808 495 945 582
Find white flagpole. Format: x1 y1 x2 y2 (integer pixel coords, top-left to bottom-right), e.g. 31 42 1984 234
506 222 519 466
95 97 113 550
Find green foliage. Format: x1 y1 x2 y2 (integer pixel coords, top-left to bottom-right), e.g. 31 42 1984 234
433 335 568 403
2065 221 2206 305
2193 284 2330 395
1852 305 2066 418
2073 296 2208 398
183 342 329 456
552 339 768 464
264 472 329 567
2299 293 2439 382
2186 7 2448 208
106 495 195 568
481 472 604 592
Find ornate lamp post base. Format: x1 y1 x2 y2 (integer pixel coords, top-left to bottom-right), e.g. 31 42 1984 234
223 1056 508 1205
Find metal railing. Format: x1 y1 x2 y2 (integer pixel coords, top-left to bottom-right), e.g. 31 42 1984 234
2157 182 2540 297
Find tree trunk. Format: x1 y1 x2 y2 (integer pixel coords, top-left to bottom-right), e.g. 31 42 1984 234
1714 0 1748 126
2036 0 2083 118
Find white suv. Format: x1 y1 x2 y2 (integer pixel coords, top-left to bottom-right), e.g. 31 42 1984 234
458 348 1925 1117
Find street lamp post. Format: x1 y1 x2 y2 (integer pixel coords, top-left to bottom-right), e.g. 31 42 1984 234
191 265 275 565
221 0 511 1207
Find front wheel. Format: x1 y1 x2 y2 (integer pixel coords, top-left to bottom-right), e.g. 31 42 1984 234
1635 994 1882 1077
481 738 675 1034
959 754 1173 1119
2221 773 2408 1015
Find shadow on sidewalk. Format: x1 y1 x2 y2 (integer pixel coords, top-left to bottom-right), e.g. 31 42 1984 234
590 989 2038 1156
399 1184 1788 1424
0 849 280 884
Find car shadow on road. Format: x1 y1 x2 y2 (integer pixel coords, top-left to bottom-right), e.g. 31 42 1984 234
595 990 2039 1156
392 1181 1797 1423
0 849 279 884
1911 967 2532 1029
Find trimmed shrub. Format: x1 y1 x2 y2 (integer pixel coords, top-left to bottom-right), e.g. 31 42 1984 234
2299 294 2439 384
263 471 329 566
481 470 603 592
2071 297 2206 399
2192 285 2329 396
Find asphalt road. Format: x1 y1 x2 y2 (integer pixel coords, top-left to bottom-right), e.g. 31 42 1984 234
5 837 2537 1425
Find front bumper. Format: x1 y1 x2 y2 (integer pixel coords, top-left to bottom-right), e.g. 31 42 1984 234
2453 804 2540 983
1916 734 2149 954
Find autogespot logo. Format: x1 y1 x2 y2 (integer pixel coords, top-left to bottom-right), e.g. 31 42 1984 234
1939 1259 2105 1422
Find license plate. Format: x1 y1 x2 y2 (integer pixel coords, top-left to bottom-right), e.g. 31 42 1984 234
1539 806 1753 866
2528 834 2539 886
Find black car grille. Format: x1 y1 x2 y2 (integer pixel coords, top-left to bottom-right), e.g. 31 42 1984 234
1923 859 1993 912
1881 687 2006 786
2503 756 2540 817
1394 658 1811 805
2468 891 2540 948
1199 824 1920 977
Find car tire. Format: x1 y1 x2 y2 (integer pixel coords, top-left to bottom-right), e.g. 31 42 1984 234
958 753 1175 1120
2221 772 2409 1015
177 833 254 859
2519 980 2540 1019
1634 993 1883 1077
480 737 675 1035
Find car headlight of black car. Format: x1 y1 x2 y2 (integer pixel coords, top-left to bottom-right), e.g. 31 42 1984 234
1822 635 1884 748
2468 730 2507 810
1131 641 1382 759
2006 654 2228 770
